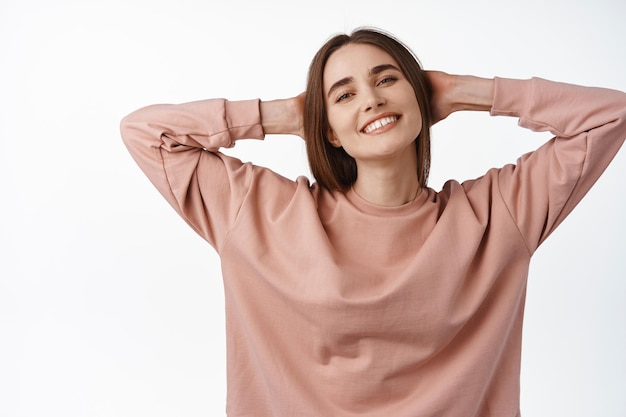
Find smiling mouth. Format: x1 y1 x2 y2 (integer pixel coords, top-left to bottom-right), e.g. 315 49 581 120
362 116 399 133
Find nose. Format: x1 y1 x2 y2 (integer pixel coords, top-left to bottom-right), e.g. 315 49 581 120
362 88 386 112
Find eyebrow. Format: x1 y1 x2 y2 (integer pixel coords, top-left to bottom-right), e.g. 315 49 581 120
326 64 402 99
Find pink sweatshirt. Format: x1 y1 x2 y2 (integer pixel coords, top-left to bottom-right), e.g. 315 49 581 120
121 78 626 417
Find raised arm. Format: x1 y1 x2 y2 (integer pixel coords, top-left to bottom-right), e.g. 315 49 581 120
492 77 626 251
431 74 626 253
427 71 626 252
120 94 303 250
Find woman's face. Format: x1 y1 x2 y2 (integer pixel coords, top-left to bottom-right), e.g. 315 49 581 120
323 43 423 165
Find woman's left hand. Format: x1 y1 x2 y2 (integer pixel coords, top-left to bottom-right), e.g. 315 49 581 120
426 71 495 126
426 71 456 125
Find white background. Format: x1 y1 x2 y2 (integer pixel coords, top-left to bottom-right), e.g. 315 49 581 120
1 0 625 416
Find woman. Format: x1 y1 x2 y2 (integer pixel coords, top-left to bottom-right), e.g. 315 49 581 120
121 28 626 417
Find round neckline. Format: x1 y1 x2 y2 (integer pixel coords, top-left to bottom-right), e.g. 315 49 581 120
344 186 430 216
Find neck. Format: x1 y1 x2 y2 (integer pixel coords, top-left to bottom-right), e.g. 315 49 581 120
352 152 420 207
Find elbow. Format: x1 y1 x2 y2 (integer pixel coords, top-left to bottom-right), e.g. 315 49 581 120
119 113 137 147
119 106 152 149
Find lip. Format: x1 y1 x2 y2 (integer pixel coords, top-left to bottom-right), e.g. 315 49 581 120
360 112 401 133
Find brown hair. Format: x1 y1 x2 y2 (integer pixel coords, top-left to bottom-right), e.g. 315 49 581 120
304 28 432 191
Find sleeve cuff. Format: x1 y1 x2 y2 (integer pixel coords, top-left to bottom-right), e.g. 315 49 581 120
224 99 265 142
489 77 532 119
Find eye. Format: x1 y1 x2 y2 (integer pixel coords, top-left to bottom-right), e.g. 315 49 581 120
378 76 398 86
336 92 353 103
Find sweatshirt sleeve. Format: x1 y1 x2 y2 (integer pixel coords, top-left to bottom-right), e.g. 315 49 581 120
120 98 265 250
490 77 626 253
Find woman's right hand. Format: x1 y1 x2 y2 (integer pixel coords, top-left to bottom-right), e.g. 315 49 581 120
260 93 306 139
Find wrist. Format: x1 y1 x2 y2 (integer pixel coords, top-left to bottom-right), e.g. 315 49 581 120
260 98 300 136
451 75 494 113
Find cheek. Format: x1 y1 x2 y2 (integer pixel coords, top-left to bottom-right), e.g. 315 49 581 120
410 101 424 137
415 112 424 136
324 110 341 145
326 109 346 137
404 109 423 140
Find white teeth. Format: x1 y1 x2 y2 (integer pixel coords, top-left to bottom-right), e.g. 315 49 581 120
363 116 398 133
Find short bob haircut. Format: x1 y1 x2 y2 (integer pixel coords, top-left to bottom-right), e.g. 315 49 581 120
304 28 432 192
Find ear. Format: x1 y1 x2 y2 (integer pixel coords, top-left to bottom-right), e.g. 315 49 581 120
327 129 342 148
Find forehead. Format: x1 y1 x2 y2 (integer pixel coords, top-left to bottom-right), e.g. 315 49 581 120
323 43 400 90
